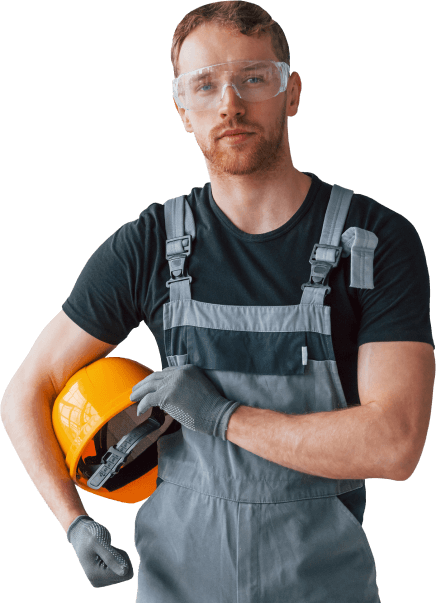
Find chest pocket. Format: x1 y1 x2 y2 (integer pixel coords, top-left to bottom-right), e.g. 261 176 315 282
341 227 378 289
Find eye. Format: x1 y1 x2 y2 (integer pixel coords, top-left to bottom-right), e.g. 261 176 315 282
245 76 264 84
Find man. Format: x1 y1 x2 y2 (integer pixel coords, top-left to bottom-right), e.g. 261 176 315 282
1 2 434 602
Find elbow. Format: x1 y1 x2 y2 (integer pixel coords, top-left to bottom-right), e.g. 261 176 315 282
386 438 422 481
388 467 414 482
392 459 420 482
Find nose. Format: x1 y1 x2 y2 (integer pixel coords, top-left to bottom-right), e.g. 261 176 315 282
217 83 246 117
219 83 242 102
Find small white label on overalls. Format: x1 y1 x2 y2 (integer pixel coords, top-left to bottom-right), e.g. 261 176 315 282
302 346 308 365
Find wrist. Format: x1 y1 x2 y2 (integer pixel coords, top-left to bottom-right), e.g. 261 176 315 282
214 400 241 440
66 515 94 542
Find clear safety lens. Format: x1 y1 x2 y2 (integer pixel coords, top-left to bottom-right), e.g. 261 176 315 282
173 60 289 111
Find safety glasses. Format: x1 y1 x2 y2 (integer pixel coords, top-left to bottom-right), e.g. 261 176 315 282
173 60 290 111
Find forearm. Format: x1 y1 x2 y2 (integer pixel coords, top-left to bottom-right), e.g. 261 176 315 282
1 373 88 533
226 401 406 481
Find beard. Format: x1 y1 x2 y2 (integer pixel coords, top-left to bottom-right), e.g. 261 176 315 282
195 98 288 177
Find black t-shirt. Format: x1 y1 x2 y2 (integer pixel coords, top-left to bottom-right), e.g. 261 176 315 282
62 171 434 408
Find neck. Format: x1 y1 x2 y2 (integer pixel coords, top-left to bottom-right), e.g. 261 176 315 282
211 167 312 234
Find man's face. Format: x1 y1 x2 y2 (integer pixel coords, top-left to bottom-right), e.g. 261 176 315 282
175 22 299 177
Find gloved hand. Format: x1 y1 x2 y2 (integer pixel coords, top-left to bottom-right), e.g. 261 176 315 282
130 364 241 440
67 515 133 588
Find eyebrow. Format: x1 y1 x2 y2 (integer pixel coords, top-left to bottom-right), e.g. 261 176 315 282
187 61 271 82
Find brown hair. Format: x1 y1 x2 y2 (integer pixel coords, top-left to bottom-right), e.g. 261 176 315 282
171 1 290 78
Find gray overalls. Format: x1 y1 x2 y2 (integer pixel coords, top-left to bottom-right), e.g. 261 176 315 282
135 184 381 602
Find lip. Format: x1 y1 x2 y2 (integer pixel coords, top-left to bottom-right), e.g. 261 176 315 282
219 129 252 138
220 132 254 145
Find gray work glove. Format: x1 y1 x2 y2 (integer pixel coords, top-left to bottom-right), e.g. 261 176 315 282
67 515 133 588
130 364 241 441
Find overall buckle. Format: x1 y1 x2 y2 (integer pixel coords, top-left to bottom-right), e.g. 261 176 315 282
165 234 192 288
301 243 343 295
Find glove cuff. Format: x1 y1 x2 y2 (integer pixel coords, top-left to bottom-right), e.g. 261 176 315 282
67 515 94 543
214 401 241 441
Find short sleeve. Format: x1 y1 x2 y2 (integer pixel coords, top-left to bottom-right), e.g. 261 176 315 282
62 209 158 345
356 209 434 348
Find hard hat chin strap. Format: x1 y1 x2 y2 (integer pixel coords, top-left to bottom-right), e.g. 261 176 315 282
82 407 166 491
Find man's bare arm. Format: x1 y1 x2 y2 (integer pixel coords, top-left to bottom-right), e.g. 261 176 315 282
1 310 117 533
226 341 434 481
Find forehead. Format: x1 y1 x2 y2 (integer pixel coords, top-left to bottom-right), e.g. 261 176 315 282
178 22 279 75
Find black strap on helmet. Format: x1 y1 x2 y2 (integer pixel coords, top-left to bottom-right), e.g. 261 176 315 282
78 407 171 492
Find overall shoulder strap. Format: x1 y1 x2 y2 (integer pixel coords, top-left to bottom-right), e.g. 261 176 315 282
301 184 354 305
164 195 196 301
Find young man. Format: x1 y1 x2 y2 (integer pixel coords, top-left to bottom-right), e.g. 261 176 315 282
2 2 434 602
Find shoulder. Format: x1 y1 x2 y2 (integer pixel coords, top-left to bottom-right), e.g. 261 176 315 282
118 202 165 241
108 183 210 260
340 189 429 277
105 200 167 259
346 190 422 246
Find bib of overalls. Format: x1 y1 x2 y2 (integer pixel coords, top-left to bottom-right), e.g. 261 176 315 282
135 184 381 603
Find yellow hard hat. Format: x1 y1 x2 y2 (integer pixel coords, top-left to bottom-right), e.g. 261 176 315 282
52 356 177 503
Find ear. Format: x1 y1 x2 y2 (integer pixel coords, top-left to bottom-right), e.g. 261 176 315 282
173 98 193 134
286 71 302 118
